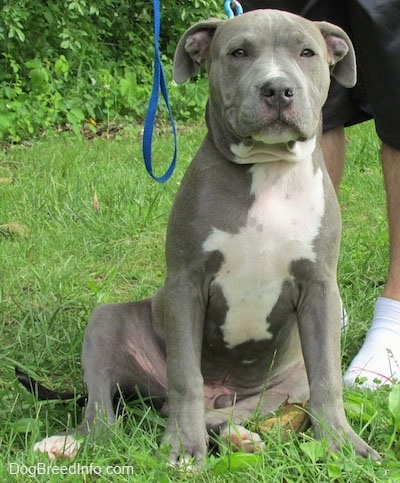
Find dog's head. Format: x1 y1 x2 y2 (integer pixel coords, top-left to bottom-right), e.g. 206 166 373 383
174 10 356 161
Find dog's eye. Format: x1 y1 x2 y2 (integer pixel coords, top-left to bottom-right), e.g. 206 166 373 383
231 48 247 58
300 48 316 58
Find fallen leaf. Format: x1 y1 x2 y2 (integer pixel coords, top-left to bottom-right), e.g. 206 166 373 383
256 402 310 437
93 188 100 213
0 222 30 237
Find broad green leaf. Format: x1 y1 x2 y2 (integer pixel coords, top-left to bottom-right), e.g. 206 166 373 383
213 453 263 474
388 384 400 430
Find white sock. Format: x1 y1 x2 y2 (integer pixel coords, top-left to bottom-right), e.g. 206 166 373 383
343 296 400 390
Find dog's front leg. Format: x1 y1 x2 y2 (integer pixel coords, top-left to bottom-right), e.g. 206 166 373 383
297 279 380 459
161 272 208 466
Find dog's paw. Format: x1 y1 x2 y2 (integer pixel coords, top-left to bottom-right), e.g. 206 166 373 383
220 424 265 453
34 435 81 460
163 409 209 467
163 437 208 469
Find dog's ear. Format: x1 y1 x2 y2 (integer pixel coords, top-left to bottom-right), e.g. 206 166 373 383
316 21 356 88
173 18 223 84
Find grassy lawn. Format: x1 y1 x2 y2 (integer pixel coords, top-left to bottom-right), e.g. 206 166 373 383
1 121 399 481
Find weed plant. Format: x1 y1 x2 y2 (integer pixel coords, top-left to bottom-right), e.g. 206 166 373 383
0 1 221 142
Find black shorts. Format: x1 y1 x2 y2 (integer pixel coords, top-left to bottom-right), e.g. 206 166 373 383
240 0 400 149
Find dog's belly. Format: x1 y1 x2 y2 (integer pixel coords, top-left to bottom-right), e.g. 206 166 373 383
200 313 305 408
204 160 325 349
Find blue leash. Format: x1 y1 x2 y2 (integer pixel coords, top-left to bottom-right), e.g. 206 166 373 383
224 0 243 18
142 0 177 183
142 1 243 182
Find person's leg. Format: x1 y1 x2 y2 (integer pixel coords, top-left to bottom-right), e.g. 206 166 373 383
381 143 400 300
320 126 346 194
344 142 400 388
342 0 400 389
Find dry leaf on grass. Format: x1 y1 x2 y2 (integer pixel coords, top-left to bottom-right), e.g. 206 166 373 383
93 188 100 213
256 403 310 437
0 222 30 237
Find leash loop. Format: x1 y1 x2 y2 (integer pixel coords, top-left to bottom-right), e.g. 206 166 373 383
142 0 177 183
224 0 243 18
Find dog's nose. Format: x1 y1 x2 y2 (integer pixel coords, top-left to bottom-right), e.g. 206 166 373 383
260 77 295 108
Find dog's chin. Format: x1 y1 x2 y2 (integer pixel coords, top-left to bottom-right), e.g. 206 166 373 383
230 134 317 164
250 122 305 145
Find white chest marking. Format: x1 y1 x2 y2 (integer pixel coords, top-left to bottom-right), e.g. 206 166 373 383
204 158 325 348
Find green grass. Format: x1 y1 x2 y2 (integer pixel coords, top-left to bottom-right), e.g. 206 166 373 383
1 121 400 481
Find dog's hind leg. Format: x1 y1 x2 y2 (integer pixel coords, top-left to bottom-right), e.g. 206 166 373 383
34 298 168 460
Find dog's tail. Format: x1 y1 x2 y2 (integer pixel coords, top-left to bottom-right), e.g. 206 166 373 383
15 366 87 407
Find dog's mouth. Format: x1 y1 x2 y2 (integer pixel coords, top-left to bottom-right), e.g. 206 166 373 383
230 136 317 164
251 116 310 144
231 113 309 146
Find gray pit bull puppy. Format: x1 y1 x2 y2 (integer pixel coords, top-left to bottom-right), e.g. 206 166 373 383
33 10 379 464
